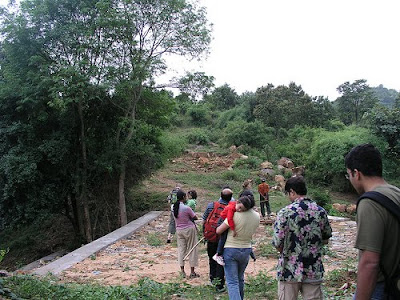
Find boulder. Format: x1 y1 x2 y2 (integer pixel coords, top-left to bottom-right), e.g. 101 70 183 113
277 157 294 169
260 168 275 178
229 145 237 153
332 203 347 213
292 166 306 176
275 175 286 188
260 161 273 169
346 204 357 214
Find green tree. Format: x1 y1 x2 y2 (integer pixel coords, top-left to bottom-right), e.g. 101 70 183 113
367 105 400 158
253 82 332 134
371 84 399 108
336 79 378 125
206 84 239 110
110 0 211 225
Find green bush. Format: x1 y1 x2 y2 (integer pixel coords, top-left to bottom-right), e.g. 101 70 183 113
221 120 273 149
186 129 210 145
310 188 331 210
234 157 262 169
306 126 387 191
187 105 211 126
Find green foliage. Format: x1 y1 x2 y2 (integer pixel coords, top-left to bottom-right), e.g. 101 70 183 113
309 188 331 210
0 248 9 263
159 131 187 160
306 126 386 190
371 84 399 108
274 126 325 165
258 240 279 258
366 105 400 158
336 79 378 125
234 157 262 169
253 82 335 134
186 128 210 145
187 105 211 126
146 233 163 247
221 120 272 149
206 83 239 110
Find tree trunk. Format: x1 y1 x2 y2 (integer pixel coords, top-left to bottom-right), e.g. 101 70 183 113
118 162 127 226
78 99 92 242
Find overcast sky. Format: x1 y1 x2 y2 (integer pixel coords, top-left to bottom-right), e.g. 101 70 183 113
2 0 399 100
166 0 400 100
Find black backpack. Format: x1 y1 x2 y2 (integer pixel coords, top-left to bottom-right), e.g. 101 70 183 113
357 191 400 299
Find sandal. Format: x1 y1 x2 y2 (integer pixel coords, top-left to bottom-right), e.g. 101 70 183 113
189 272 200 278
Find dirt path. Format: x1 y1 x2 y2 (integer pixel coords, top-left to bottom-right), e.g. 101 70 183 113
59 211 357 286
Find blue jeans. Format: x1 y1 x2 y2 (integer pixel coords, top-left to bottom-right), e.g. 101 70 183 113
353 281 385 300
223 247 251 300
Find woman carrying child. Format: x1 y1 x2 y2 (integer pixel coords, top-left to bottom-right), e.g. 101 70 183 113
172 189 200 278
212 196 256 266
216 196 260 300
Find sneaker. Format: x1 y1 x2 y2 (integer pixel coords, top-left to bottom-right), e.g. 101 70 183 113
216 286 226 293
166 239 171 244
212 254 225 266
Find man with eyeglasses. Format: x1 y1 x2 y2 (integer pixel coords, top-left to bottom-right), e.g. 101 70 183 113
345 143 400 300
272 176 332 300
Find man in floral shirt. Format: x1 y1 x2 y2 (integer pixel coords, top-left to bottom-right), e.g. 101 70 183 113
272 176 332 300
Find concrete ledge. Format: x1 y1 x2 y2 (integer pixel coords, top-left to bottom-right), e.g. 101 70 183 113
33 211 164 276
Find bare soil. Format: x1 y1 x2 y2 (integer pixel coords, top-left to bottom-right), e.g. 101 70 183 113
58 211 357 287
53 149 358 289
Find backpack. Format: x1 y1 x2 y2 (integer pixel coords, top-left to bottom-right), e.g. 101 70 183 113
357 191 400 299
203 201 226 243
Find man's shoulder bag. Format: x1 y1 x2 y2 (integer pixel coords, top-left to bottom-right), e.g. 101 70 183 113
358 191 400 299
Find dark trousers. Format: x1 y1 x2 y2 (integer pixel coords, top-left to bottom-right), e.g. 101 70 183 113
217 230 228 255
260 194 271 217
207 241 225 289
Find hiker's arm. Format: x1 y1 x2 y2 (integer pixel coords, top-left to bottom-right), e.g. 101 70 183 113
216 221 229 235
355 250 380 300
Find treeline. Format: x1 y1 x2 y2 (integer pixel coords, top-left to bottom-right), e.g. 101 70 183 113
0 0 212 245
176 80 400 191
1 0 400 264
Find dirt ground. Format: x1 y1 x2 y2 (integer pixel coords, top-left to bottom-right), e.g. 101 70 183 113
58 211 357 287
57 149 358 287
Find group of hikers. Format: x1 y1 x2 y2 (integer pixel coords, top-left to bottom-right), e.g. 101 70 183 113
165 144 400 300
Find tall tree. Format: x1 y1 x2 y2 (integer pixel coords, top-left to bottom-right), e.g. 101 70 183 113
336 79 378 125
206 83 238 110
107 0 212 226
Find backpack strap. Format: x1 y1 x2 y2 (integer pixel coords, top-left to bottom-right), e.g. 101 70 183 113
357 191 400 222
357 190 400 289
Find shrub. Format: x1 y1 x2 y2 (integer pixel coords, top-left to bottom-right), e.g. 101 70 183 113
306 126 387 191
187 105 211 126
186 129 210 145
310 188 331 210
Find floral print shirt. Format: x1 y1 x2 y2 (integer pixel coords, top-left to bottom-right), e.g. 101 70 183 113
272 197 332 282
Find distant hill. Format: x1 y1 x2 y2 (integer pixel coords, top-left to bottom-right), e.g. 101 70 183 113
371 84 399 107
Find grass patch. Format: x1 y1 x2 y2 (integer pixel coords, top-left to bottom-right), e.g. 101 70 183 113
1 273 281 300
146 233 163 247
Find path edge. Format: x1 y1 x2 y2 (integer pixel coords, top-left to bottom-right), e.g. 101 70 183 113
33 211 164 276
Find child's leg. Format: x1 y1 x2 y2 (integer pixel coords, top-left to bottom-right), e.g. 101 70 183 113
216 230 228 255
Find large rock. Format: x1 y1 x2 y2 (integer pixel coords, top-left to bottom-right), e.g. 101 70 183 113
292 166 306 176
260 168 275 178
332 203 347 213
275 175 286 188
346 204 357 214
277 157 294 169
260 161 273 169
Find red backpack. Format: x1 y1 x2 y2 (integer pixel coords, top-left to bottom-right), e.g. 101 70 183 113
203 201 226 242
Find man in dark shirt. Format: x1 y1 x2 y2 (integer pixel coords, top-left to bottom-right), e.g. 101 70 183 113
202 187 233 292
